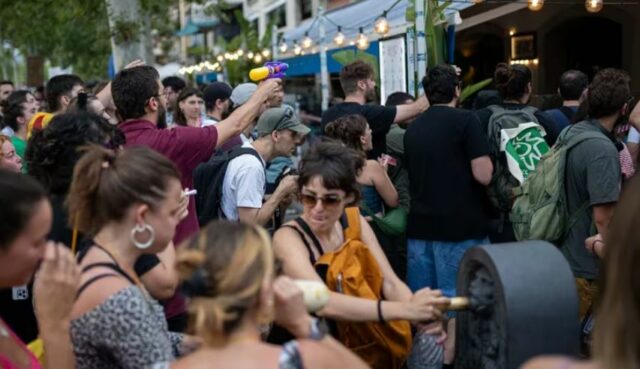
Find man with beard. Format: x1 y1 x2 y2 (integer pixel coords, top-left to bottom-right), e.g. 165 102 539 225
112 66 281 245
560 68 627 320
202 81 232 127
321 60 429 159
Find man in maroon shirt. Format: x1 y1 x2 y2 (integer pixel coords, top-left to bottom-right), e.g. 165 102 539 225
112 66 280 245
111 66 280 332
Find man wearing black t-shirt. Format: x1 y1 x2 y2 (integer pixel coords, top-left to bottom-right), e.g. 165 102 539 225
321 60 429 159
405 65 493 297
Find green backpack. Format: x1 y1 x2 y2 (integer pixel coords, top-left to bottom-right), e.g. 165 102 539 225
486 105 544 212
510 128 609 242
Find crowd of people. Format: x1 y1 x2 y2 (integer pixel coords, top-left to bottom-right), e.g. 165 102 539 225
0 55 638 369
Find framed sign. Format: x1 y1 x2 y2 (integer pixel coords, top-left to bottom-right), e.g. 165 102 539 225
510 33 537 60
379 36 407 104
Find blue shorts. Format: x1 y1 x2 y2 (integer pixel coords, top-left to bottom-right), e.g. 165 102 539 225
406 238 488 297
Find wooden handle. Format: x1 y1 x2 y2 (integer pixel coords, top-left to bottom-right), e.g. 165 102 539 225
447 297 471 311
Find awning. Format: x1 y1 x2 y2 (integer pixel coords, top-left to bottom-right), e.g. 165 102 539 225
176 19 219 37
282 41 380 77
281 0 474 46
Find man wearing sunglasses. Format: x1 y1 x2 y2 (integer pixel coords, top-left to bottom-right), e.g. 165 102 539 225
221 105 310 225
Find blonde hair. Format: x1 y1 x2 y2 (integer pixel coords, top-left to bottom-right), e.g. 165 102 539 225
176 221 274 346
0 135 11 160
593 174 640 369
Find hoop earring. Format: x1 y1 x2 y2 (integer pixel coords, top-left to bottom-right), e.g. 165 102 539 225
130 223 155 250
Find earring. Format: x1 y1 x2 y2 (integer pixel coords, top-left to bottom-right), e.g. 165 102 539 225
257 298 274 335
130 223 155 250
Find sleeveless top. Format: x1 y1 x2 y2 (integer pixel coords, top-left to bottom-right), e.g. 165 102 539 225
360 184 384 215
70 244 182 369
0 319 41 369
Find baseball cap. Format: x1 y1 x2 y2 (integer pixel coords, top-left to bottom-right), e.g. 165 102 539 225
256 106 311 136
230 83 258 107
203 82 232 106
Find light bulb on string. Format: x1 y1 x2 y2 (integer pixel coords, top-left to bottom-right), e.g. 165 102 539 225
293 40 302 56
585 0 603 13
527 0 544 11
237 49 244 56
254 54 263 64
302 32 313 49
374 11 389 35
247 51 254 59
356 28 369 50
216 55 224 62
279 39 288 53
262 49 271 58
334 26 345 46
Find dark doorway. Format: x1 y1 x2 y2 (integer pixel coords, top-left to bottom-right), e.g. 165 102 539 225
544 17 622 93
455 32 505 85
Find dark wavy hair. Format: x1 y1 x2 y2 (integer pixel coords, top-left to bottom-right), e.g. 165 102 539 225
0 90 31 131
0 169 47 248
494 63 532 101
298 139 365 205
26 112 125 195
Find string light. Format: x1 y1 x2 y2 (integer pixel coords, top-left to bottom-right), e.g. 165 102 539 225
237 50 244 56
261 49 271 58
374 11 390 35
293 40 302 56
216 55 224 62
247 51 254 59
254 54 263 63
279 39 288 53
585 0 603 12
333 26 345 46
302 32 313 49
528 0 544 11
356 27 369 50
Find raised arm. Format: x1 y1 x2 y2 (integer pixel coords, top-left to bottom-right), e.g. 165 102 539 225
394 94 429 124
215 79 281 148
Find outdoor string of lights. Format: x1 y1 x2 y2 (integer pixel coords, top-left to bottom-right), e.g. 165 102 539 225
180 0 634 75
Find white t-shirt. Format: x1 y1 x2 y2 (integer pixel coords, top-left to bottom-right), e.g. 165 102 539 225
202 117 219 127
220 142 266 220
628 127 640 144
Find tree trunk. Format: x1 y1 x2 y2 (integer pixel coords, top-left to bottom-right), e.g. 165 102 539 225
105 0 154 72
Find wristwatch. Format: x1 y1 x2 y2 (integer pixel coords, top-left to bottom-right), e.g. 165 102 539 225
308 317 329 341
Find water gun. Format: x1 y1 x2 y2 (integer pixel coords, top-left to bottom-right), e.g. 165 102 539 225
249 61 288 82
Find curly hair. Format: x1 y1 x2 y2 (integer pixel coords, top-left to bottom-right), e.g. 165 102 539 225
25 112 125 195
587 69 631 119
324 114 368 153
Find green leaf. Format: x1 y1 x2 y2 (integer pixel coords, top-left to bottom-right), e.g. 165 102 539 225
459 78 493 103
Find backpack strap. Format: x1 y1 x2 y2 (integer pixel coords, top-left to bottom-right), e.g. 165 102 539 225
486 104 504 115
293 218 324 261
343 207 362 241
228 147 265 169
281 224 319 265
521 106 539 116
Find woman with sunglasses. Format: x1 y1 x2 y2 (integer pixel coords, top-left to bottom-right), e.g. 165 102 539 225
273 140 448 367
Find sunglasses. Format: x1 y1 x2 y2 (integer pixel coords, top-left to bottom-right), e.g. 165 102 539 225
300 193 344 209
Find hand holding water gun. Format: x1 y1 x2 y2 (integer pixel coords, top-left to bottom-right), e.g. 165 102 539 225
249 61 289 82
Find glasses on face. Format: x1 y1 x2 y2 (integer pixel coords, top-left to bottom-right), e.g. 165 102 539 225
300 192 344 209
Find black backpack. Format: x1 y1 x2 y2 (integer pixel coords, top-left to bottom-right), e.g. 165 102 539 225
193 147 263 227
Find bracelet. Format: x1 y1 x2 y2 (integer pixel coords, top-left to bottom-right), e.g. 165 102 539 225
377 299 386 324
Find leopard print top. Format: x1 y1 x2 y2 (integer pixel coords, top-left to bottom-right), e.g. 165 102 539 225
70 286 182 369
